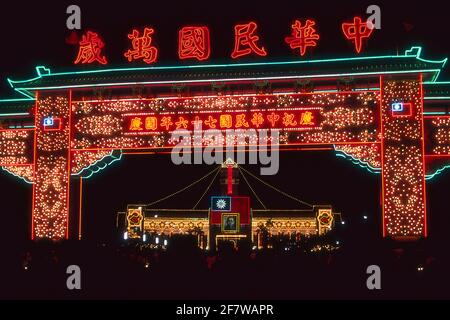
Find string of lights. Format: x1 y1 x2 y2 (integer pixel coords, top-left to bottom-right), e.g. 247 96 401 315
380 78 426 237
0 130 32 165
431 117 450 154
334 143 381 168
72 92 379 149
32 95 71 239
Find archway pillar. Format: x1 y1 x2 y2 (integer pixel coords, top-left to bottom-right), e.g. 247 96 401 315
32 91 72 240
379 75 427 238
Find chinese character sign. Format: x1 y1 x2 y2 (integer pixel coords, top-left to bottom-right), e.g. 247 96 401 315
231 21 267 58
74 31 107 65
124 27 158 64
341 16 374 53
179 26 210 61
73 15 377 65
285 19 320 56
123 108 321 134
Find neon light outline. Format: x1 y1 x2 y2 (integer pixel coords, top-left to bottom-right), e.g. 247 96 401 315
420 73 428 237
6 46 447 98
231 21 267 59
124 27 158 64
335 153 381 174
379 75 386 237
6 47 441 83
74 31 108 65
8 69 443 97
178 26 211 61
71 150 123 178
425 164 450 180
285 19 320 56
1 166 34 184
341 16 373 54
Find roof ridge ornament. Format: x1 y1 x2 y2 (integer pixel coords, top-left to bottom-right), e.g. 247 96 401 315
36 66 51 77
404 46 422 58
222 158 238 168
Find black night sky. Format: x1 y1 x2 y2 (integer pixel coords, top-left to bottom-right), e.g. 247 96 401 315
1 0 450 299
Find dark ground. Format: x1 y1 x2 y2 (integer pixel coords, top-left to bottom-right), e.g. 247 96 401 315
1 151 449 299
1 231 448 300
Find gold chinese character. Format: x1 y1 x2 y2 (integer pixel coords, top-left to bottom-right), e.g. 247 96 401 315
145 116 158 130
251 112 264 128
299 111 314 125
129 117 143 131
205 115 218 129
175 116 189 129
235 114 249 128
220 114 233 128
282 113 297 127
160 116 173 130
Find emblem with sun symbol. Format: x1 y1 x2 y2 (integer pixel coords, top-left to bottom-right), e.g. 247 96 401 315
211 196 231 211
216 199 227 210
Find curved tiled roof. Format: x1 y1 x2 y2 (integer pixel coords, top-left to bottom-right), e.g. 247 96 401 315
6 47 447 98
1 47 449 116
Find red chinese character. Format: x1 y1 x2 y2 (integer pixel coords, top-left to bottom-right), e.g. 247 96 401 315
124 27 158 64
267 112 280 127
285 19 320 56
341 16 374 53
178 26 210 61
74 31 107 65
231 22 267 59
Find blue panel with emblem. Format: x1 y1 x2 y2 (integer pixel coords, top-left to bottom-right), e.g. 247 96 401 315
211 196 232 211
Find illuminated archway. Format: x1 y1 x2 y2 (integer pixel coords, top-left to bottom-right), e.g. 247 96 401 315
1 47 450 240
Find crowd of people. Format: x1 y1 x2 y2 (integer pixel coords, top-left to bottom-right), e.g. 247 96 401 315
1 225 448 299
